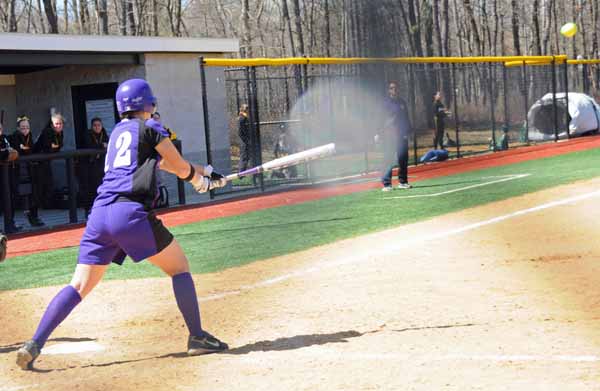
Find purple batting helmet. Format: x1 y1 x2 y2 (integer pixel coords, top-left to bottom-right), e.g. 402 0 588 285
115 78 157 115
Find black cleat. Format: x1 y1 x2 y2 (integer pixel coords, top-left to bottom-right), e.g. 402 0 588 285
187 332 228 356
16 340 40 370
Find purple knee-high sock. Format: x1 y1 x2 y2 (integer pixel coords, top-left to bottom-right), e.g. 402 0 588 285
33 285 82 348
172 272 202 336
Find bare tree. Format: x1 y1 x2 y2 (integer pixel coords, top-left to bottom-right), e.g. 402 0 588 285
290 0 305 56
8 0 17 31
150 0 157 35
96 0 108 34
433 0 443 56
462 0 482 55
324 0 331 57
510 0 521 55
542 0 553 54
281 0 296 56
126 0 135 35
531 0 542 55
240 0 251 57
36 0 46 32
42 0 58 33
80 0 91 34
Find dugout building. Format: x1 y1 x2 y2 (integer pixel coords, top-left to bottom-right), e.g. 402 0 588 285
0 32 238 198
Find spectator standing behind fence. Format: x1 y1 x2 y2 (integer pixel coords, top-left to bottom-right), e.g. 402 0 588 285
10 117 45 228
376 81 412 191
433 91 451 150
271 124 297 179
0 122 20 233
35 113 65 208
81 117 108 218
237 103 253 173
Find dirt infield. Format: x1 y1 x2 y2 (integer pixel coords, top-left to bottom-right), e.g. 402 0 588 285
6 135 600 258
3 176 600 390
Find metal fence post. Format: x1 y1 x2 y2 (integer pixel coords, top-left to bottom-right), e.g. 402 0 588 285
360 63 369 174
174 140 186 205
409 63 418 166
248 66 264 191
199 56 214 199
1 164 12 232
502 61 509 129
551 57 559 142
582 63 590 95
563 61 570 139
522 61 530 144
66 157 77 223
451 63 460 158
234 79 241 116
488 62 497 151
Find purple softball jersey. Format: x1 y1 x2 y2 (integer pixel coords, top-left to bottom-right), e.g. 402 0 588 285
94 118 169 209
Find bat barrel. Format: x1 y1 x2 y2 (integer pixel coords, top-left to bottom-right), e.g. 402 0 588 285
226 143 336 181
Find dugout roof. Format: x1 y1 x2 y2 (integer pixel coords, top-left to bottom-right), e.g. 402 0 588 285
0 33 239 74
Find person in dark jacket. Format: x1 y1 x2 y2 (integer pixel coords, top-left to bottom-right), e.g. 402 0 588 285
36 113 65 153
80 117 108 217
35 113 65 208
10 116 44 227
376 81 413 191
433 91 451 150
237 104 253 173
0 122 20 233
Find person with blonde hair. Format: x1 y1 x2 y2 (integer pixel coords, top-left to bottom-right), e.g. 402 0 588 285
10 116 44 228
33 112 66 208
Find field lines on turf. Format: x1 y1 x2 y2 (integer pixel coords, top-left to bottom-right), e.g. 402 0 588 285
241 351 600 363
384 173 531 199
196 187 600 304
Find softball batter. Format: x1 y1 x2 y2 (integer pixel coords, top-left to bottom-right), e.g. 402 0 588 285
16 78 229 370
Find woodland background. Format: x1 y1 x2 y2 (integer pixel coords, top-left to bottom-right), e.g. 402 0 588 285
0 0 597 59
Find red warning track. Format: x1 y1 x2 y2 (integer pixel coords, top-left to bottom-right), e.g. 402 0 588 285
6 136 600 258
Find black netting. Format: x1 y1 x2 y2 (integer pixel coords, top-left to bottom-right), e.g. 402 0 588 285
203 60 573 196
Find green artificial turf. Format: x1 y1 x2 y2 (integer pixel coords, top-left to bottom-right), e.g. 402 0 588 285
2 147 599 291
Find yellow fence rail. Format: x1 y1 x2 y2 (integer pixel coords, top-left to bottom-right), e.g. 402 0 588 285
202 55 569 67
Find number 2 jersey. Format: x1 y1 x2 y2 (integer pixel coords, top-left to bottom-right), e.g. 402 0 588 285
93 118 169 209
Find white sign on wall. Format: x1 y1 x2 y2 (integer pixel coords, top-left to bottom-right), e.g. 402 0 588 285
85 99 116 133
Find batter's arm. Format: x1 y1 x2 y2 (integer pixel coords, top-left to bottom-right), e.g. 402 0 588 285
155 138 210 178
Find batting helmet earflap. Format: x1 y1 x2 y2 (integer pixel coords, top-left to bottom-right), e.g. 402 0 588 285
115 78 157 116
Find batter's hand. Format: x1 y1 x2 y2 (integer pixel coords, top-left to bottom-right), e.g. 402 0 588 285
202 164 214 177
190 174 211 193
0 234 6 263
208 172 227 190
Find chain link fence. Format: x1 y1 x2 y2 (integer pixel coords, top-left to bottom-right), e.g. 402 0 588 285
201 56 585 197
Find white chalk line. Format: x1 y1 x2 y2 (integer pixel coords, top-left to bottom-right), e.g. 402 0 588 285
242 351 600 363
385 173 531 199
199 187 600 304
0 386 39 391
